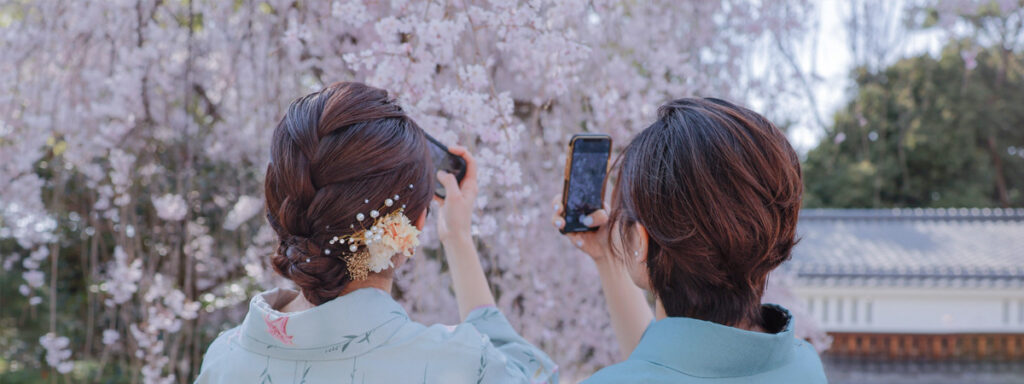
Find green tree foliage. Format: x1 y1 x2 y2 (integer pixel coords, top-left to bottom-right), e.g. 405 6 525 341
803 42 1024 208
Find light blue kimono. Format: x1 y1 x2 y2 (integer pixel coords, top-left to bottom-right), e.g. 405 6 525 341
584 304 827 383
196 288 558 383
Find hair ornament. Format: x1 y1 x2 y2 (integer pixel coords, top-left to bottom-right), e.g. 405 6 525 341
330 203 420 281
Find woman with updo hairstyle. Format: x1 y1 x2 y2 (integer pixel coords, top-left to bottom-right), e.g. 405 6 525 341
553 98 826 383
197 82 557 383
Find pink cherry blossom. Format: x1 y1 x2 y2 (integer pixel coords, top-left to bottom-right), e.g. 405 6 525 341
0 0 833 380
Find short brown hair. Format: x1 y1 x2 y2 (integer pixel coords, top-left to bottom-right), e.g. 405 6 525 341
609 98 802 326
264 82 433 305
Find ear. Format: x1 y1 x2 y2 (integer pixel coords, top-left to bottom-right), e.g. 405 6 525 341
414 209 427 230
633 223 649 264
626 222 653 291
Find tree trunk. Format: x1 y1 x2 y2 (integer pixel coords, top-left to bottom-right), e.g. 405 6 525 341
986 135 1010 207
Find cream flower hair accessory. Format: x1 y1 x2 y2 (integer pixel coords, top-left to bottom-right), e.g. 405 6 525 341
327 196 420 281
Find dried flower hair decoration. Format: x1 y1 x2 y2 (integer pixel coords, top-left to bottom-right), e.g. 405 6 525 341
327 194 420 281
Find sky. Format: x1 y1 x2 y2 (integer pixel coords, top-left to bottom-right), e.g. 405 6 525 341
786 0 945 154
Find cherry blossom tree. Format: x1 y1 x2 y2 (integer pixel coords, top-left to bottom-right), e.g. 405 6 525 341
0 0 821 381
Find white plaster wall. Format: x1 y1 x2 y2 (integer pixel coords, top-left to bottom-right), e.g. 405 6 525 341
792 285 1024 334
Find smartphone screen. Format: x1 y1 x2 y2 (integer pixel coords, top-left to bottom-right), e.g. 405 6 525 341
562 135 611 233
424 134 467 198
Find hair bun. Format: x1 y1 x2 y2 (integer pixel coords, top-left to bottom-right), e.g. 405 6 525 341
271 234 351 306
271 235 320 281
283 235 320 260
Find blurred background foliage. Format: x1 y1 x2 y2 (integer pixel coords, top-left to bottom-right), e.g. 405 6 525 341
803 1 1024 208
803 42 1024 208
1 0 1022 383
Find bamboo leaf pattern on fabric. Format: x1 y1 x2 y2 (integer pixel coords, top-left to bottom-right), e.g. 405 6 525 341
335 314 404 353
259 358 274 384
341 335 359 352
476 344 488 384
349 356 358 384
298 362 311 384
258 367 272 384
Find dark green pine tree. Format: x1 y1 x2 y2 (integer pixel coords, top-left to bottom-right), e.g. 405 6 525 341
803 41 1024 208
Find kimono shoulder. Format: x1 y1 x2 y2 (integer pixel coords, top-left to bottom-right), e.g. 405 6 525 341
585 340 825 384
384 306 559 383
195 289 557 384
584 305 825 384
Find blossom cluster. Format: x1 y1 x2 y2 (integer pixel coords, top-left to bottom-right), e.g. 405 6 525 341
0 0 823 380
39 333 74 374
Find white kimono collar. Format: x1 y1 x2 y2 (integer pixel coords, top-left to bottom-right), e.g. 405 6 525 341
236 287 410 361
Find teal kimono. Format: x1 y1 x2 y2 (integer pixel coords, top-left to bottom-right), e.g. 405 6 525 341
585 304 826 383
196 288 557 383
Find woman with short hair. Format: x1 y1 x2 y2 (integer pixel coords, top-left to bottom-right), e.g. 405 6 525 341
553 98 826 383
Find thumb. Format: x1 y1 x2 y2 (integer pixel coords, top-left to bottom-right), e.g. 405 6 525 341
583 209 609 227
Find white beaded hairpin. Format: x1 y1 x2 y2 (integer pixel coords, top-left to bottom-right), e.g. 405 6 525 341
327 194 409 257
317 192 422 280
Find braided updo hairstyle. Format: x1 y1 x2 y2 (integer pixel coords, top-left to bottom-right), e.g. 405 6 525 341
265 82 433 305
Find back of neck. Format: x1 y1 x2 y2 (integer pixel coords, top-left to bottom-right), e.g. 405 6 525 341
280 275 393 313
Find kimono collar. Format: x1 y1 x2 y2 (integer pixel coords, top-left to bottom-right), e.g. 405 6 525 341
236 287 410 361
630 304 799 378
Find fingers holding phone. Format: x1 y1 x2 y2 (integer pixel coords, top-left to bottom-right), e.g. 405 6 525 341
553 194 611 262
432 142 476 244
553 133 613 261
444 145 477 201
425 133 468 198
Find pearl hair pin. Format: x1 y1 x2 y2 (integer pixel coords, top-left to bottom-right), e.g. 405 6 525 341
319 195 423 281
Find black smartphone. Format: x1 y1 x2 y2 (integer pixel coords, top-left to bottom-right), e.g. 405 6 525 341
560 134 612 234
425 133 467 198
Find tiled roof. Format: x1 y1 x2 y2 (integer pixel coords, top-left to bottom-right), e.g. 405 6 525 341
785 208 1024 287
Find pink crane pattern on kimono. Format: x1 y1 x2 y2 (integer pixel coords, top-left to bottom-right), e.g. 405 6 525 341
263 314 294 345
